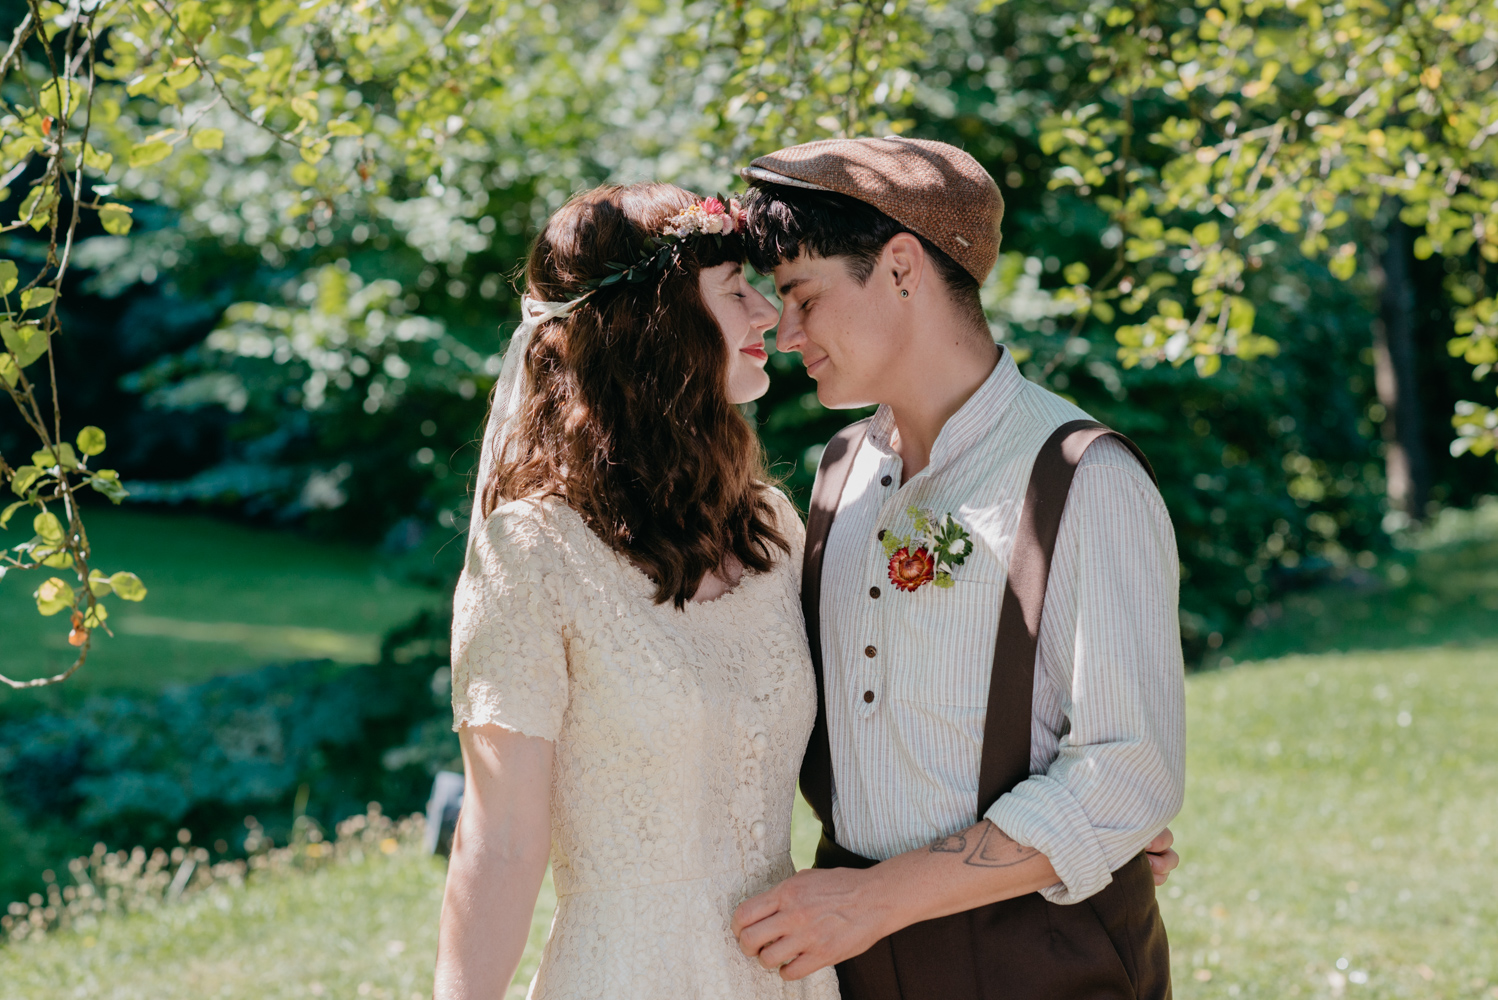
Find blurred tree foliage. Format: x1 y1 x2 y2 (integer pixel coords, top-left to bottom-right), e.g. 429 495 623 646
2 0 1496 669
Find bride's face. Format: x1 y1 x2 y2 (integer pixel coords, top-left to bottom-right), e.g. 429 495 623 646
699 261 779 405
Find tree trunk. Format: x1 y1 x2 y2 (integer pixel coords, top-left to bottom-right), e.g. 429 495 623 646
1372 211 1430 520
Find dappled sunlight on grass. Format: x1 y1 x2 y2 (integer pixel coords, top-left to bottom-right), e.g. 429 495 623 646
0 508 439 695
1219 499 1498 664
1163 646 1498 998
1 645 1492 998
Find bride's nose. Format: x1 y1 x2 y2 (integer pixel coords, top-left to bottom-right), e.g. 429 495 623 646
748 286 779 334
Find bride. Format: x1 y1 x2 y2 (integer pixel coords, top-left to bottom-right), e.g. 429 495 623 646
434 182 839 998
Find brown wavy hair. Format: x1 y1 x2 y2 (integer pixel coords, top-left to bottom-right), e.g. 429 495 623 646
480 182 789 608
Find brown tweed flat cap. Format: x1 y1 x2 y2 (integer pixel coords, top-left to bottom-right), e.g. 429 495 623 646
742 137 1004 283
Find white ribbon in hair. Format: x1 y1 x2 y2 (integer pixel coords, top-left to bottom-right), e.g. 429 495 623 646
469 293 588 544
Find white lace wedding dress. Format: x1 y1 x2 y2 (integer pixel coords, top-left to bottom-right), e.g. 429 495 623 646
450 490 839 1000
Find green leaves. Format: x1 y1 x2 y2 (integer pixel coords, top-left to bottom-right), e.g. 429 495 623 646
20 287 55 311
109 571 148 601
191 128 225 151
1 321 50 368
33 511 64 544
99 204 134 235
76 426 107 456
32 444 79 470
10 465 44 496
34 577 75 616
87 469 128 503
128 140 174 169
0 260 17 296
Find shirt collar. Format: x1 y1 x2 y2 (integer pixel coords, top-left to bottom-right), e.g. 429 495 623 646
864 346 1024 476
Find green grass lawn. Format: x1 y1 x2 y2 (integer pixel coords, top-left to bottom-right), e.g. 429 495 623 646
1218 499 1498 665
3 643 1494 999
0 507 441 699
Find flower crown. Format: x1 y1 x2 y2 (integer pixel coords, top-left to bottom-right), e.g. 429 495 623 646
579 196 746 293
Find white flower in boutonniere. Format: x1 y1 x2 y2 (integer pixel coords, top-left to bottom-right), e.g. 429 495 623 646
879 506 973 592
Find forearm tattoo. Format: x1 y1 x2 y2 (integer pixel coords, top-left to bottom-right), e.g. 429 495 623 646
929 822 1040 868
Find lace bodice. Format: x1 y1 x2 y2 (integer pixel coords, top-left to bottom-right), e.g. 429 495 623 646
450 491 838 999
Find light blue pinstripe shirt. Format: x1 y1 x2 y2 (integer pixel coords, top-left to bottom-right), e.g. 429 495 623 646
820 348 1187 903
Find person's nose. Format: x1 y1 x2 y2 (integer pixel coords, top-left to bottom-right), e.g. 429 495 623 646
748 287 779 335
774 305 805 354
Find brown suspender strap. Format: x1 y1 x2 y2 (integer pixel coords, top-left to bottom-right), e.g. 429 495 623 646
799 418 871 838
975 419 1158 817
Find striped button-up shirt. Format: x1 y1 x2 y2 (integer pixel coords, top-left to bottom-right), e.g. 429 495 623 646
820 348 1186 904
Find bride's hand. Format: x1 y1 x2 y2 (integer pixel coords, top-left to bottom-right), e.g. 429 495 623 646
731 868 889 981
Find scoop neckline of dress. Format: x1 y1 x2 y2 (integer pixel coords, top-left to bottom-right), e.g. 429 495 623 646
543 500 770 611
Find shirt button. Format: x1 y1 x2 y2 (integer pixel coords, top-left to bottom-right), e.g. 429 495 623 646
863 690 875 703
880 475 893 487
864 645 877 658
869 586 881 599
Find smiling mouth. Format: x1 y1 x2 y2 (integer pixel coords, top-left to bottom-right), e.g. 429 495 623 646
804 356 828 376
740 344 768 362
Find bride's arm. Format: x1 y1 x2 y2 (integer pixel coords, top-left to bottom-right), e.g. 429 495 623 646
434 725 553 999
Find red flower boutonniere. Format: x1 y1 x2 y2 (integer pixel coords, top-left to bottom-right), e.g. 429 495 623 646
881 506 973 593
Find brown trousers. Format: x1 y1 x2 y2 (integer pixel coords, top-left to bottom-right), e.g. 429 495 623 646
800 416 1174 1000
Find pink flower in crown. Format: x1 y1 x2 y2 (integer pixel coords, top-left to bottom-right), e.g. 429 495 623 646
728 198 746 232
701 197 726 215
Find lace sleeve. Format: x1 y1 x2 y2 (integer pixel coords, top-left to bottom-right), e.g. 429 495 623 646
450 501 570 740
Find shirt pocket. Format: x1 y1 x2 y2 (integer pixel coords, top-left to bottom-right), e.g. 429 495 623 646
886 579 1003 708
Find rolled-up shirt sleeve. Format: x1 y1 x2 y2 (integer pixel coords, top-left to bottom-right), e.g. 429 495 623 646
983 438 1187 904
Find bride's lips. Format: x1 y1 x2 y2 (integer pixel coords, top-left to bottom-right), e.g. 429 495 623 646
740 344 768 362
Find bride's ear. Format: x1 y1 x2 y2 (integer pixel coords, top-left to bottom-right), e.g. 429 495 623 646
884 233 925 298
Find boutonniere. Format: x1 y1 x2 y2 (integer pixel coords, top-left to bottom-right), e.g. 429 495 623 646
880 506 974 592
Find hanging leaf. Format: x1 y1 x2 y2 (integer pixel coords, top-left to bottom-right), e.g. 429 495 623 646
20 287 55 311
31 444 79 469
192 128 225 151
76 425 107 456
108 571 148 601
128 140 174 169
82 144 113 171
87 469 129 503
34 577 76 616
9 465 44 496
88 568 114 597
0 259 17 295
99 204 133 235
33 511 64 543
290 95 320 124
1 321 49 368
0 499 28 529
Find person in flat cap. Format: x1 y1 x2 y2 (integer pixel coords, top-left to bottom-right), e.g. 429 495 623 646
729 137 1187 1000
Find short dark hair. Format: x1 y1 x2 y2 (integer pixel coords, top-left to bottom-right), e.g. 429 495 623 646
742 183 987 330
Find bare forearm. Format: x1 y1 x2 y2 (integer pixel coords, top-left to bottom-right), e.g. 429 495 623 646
857 821 1058 936
433 826 547 999
433 728 554 1000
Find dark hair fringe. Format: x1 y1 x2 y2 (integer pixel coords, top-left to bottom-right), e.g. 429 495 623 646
742 183 986 329
481 183 788 608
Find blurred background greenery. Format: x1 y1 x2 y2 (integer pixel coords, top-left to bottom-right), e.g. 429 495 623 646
1 0 1496 996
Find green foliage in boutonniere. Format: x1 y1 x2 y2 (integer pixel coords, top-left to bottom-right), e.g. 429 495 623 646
880 505 974 593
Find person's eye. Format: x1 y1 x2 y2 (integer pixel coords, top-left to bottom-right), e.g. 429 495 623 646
733 292 747 299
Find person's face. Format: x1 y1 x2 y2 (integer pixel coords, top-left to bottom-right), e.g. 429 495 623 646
699 261 779 405
770 248 906 409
